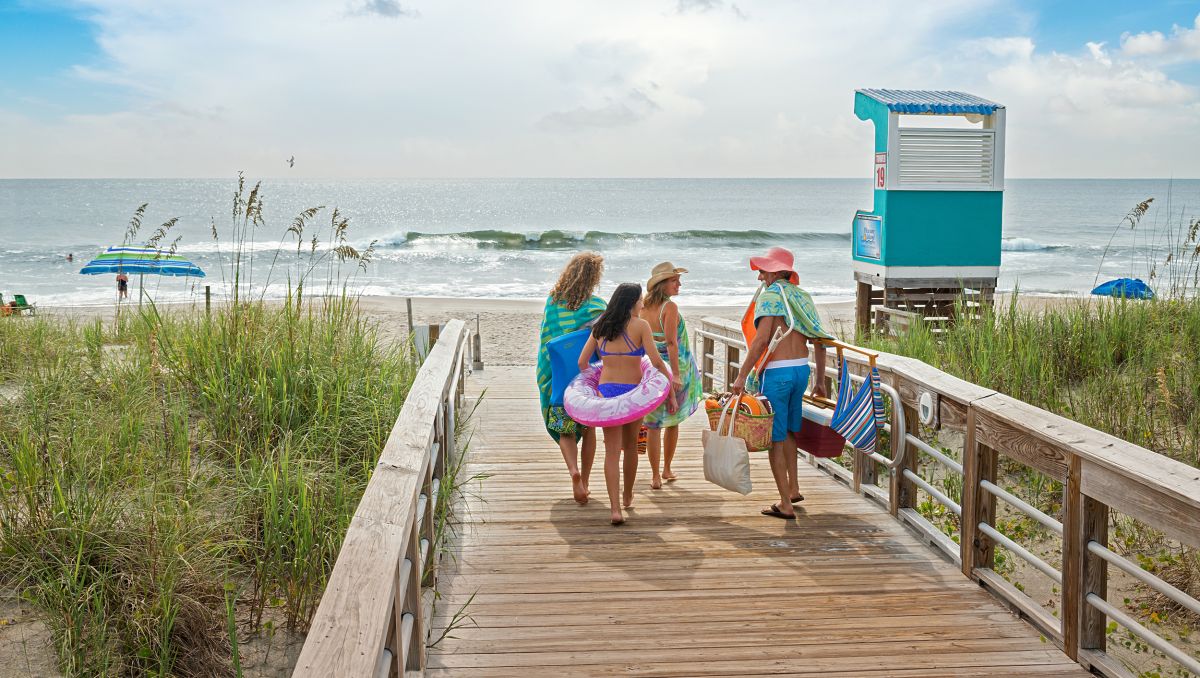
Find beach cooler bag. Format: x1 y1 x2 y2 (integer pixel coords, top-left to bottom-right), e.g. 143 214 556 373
702 398 753 495
795 395 846 458
547 328 598 406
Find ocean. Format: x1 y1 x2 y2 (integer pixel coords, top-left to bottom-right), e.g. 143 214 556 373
1 178 1196 307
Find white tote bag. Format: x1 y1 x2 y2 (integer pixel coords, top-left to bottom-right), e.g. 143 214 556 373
702 398 753 495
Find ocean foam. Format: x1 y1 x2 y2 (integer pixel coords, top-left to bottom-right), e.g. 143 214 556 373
1002 238 1063 252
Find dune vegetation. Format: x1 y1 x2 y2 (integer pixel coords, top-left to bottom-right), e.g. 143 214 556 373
0 178 419 676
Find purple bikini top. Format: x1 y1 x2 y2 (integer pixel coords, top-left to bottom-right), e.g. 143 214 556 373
598 331 646 358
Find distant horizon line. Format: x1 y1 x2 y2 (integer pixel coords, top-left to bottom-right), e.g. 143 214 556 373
3 176 1199 181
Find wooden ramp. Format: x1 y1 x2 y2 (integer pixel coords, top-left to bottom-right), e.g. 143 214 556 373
428 367 1088 677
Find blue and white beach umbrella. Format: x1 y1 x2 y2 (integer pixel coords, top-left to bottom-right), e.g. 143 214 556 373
79 246 205 277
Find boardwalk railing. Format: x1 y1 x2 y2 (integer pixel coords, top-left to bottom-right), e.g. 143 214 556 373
696 317 1200 677
294 319 469 677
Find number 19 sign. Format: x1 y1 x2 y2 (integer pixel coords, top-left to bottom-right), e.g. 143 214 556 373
874 152 887 189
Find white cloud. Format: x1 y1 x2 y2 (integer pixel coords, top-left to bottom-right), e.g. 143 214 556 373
1120 13 1200 63
960 32 1200 177
537 89 662 130
1 1 1198 178
346 0 419 19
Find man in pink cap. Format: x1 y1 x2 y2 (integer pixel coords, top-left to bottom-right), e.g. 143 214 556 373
732 246 833 520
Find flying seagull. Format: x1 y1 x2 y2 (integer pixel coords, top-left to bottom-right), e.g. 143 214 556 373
287 155 295 168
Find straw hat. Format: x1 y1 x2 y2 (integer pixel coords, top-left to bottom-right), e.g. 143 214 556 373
647 261 688 290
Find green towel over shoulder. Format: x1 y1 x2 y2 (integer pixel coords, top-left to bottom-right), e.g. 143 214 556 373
754 281 834 340
536 294 607 442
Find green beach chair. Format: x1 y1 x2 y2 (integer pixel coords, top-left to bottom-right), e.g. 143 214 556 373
12 294 36 316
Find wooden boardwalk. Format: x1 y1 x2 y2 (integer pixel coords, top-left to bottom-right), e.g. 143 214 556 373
428 366 1089 677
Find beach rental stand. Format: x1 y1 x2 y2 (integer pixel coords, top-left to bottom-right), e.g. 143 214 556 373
851 89 1005 334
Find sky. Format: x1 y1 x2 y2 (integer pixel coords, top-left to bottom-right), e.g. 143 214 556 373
1 0 1199 179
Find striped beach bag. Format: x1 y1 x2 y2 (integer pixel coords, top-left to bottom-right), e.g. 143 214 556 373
829 357 882 455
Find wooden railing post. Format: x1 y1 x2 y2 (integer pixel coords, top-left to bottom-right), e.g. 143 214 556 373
853 432 877 494
855 280 873 336
960 406 997 578
1063 455 1108 662
404 520 426 671
701 336 715 392
890 401 920 516
724 345 740 393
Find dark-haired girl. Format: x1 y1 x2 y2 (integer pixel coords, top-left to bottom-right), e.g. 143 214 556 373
578 283 676 525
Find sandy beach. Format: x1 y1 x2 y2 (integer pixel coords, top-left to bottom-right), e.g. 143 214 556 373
34 292 1073 368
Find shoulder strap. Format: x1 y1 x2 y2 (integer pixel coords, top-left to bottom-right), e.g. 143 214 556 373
654 302 673 335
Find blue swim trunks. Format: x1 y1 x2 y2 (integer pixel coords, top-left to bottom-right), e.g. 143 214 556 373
760 364 810 442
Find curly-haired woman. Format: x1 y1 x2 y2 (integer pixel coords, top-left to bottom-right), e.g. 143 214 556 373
536 252 607 504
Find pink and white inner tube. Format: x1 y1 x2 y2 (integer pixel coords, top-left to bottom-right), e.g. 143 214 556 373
563 357 672 428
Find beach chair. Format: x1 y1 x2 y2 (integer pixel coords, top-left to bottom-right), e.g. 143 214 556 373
12 294 36 316
0 295 9 317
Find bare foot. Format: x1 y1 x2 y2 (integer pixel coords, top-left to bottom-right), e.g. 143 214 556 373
622 491 634 508
662 470 678 481
571 471 588 504
650 475 662 490
610 514 625 525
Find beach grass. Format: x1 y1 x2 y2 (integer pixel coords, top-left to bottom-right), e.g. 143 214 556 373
0 179 417 676
866 294 1200 469
0 297 417 676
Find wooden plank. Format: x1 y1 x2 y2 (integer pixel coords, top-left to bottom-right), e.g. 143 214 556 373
961 405 998 579
971 391 1200 550
293 516 404 677
855 280 873 335
724 344 740 390
975 568 1063 644
428 640 1070 670
972 395 1070 480
892 400 919 515
887 359 995 431
701 336 714 392
378 320 466 470
1080 456 1200 552
1062 456 1108 661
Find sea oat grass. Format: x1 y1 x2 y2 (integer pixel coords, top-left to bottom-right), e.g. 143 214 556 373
0 179 417 676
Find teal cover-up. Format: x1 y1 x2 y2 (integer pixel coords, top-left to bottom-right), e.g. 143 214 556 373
643 304 702 429
537 294 607 442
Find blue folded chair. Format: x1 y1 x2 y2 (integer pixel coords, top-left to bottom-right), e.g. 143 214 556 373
547 328 599 406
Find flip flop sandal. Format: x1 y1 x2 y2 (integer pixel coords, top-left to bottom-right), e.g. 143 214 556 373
791 495 804 503
760 504 795 520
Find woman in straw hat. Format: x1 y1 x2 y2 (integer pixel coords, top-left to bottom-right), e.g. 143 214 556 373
639 261 703 488
537 252 607 504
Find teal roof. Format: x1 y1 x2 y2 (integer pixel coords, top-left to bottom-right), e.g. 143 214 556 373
856 89 1002 115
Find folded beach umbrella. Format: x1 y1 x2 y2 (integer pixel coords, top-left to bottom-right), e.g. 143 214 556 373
1090 277 1153 300
79 246 205 277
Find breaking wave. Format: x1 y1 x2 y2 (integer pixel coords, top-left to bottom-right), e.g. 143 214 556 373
380 228 851 250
